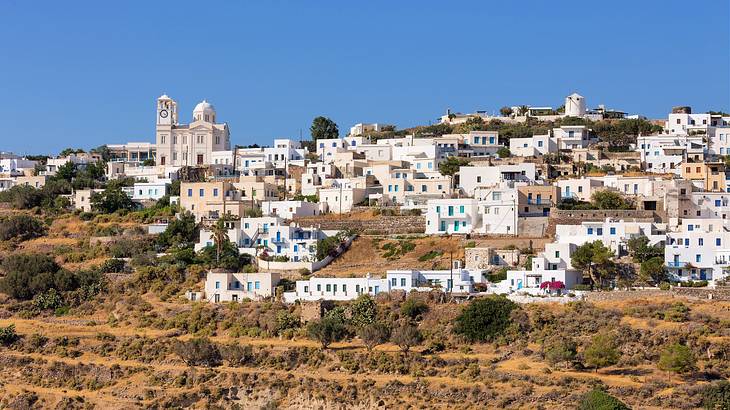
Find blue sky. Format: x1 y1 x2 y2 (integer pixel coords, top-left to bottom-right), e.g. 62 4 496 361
1 0 728 154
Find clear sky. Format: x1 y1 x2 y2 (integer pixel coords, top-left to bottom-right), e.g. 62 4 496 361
1 0 728 155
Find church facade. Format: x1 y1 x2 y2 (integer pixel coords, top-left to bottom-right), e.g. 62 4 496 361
155 94 230 167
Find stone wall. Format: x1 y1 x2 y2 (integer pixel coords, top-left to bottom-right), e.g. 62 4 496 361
294 215 426 235
672 286 730 301
583 287 730 302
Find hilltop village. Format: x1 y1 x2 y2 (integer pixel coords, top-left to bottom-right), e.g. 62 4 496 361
1 93 729 408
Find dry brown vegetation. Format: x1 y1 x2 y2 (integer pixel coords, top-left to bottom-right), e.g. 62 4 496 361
1 210 729 409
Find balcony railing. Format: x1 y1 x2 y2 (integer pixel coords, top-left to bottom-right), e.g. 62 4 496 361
667 261 684 268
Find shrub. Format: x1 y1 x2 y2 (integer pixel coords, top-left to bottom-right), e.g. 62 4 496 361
350 295 378 328
173 337 222 367
0 324 19 346
400 297 429 319
358 322 390 351
584 332 620 371
658 343 695 375
100 258 127 273
390 321 422 353
663 302 690 322
0 215 46 241
307 315 347 349
453 296 517 342
418 250 443 262
577 389 629 410
701 381 730 410
543 334 577 369
573 284 592 291
32 289 65 311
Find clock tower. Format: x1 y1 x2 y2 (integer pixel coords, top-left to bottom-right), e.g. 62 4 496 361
156 94 177 126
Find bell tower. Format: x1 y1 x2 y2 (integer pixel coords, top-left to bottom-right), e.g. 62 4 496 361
157 94 176 126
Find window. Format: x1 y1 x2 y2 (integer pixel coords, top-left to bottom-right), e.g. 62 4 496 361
255 281 260 290
537 141 543 147
716 200 722 207
326 284 331 292
610 227 616 235
213 188 218 197
596 228 603 235
696 254 701 263
699 238 704 246
187 189 193 197
391 278 397 286
717 238 722 246
459 205 465 213
555 251 560 258
578 186 583 193
688 225 694 231
400 278 406 286
492 192 501 200
199 188 204 197
587 227 593 235
215 281 220 289
476 176 481 183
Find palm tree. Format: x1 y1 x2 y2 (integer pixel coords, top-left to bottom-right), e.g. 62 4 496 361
517 105 529 117
211 219 230 266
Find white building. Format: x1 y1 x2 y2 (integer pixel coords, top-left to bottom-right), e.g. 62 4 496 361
556 177 605 201
350 123 382 136
565 93 586 117
555 218 666 256
665 218 730 283
261 200 323 219
283 274 389 303
636 134 705 175
131 180 170 202
195 271 281 302
425 198 481 234
386 268 486 294
196 216 339 263
499 243 583 295
425 183 518 235
458 164 537 196
509 133 554 157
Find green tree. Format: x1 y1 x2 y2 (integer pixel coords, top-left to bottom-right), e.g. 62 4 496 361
453 296 517 342
157 212 198 249
310 116 339 140
54 162 77 182
571 241 616 288
578 389 630 410
358 322 390 352
91 187 134 214
390 321 422 353
497 147 511 158
543 334 577 369
210 219 230 266
0 185 44 209
639 257 667 285
658 343 695 376
350 294 377 328
438 156 470 190
584 332 620 372
627 236 663 262
591 190 632 210
307 314 347 349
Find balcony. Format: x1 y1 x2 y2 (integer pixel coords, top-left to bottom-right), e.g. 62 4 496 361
667 261 685 268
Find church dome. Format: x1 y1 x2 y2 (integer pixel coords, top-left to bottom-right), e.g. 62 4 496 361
193 100 215 113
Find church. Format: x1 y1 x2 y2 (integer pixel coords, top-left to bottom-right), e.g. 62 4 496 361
155 94 230 167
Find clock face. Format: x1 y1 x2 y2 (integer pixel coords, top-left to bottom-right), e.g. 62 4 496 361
159 110 169 118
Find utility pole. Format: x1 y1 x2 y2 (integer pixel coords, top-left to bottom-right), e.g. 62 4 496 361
449 250 454 299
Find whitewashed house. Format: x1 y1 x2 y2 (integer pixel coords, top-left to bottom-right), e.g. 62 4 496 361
283 274 389 303
665 218 730 283
194 271 281 302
